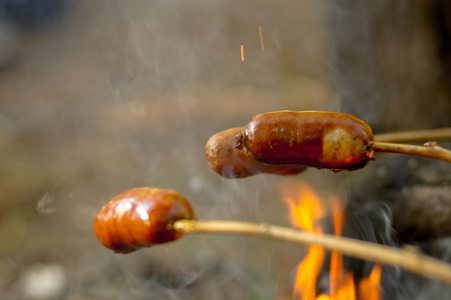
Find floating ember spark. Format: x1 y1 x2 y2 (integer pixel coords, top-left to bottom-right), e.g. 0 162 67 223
241 44 244 61
258 26 264 50
279 180 381 300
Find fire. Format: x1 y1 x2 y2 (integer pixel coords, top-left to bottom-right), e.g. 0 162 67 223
359 264 382 300
279 180 381 300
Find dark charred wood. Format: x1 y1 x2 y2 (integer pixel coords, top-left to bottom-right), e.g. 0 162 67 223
347 152 451 243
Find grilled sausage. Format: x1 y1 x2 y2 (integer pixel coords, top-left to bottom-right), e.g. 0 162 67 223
206 127 307 178
236 111 374 171
94 187 195 254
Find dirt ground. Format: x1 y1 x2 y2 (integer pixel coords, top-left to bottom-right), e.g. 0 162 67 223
0 1 346 299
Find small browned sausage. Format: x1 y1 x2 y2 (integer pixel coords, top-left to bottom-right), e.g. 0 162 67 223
236 111 374 171
94 187 195 254
206 127 307 178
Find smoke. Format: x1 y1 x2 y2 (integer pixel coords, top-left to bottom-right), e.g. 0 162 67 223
1 1 450 299
325 0 451 132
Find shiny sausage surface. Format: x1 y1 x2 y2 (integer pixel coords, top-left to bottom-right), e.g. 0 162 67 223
94 187 195 254
236 111 374 171
206 127 307 178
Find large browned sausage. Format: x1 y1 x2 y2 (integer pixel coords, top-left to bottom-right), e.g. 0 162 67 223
236 111 374 171
206 127 307 178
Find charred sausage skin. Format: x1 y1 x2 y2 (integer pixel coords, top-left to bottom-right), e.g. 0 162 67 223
94 187 195 254
236 111 374 171
206 127 307 178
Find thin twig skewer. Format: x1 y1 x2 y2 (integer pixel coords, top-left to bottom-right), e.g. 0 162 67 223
374 128 451 143
369 141 451 163
173 219 451 285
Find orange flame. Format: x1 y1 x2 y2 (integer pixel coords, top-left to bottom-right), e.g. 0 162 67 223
359 264 382 300
281 181 325 299
279 180 381 300
329 197 345 298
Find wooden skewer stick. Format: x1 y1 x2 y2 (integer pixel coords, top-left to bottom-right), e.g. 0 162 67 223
173 219 451 285
374 128 451 143
369 141 451 163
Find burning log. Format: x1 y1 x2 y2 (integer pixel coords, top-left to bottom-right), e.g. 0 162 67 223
93 187 451 287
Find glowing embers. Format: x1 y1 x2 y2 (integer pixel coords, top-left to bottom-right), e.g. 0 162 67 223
279 181 381 300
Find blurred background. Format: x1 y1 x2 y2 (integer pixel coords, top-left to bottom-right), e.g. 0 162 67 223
0 0 450 299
